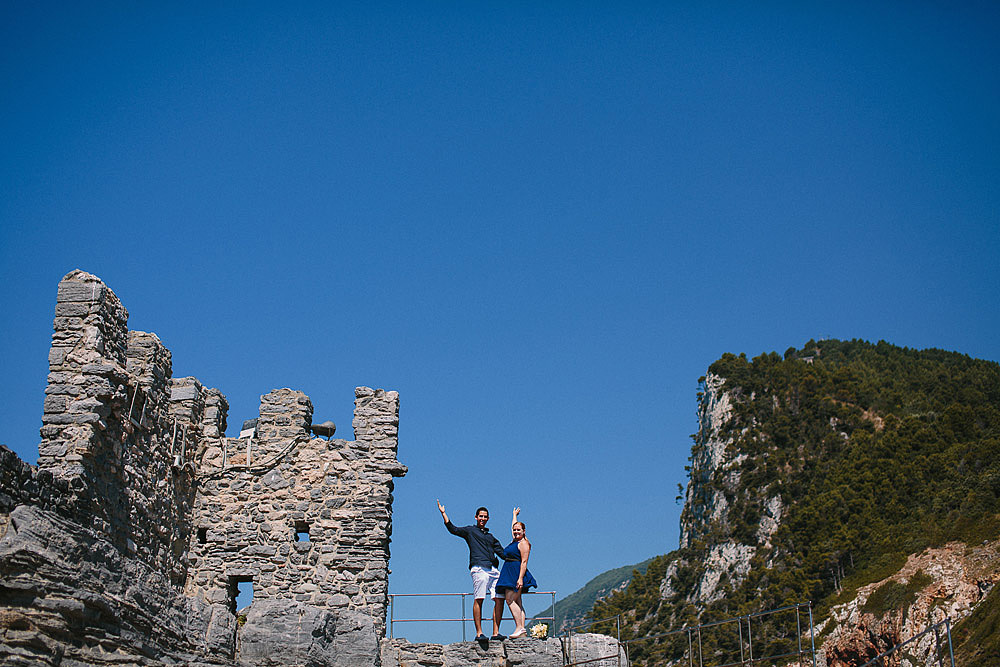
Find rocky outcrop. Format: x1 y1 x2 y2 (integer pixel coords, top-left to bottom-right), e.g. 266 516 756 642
669 374 767 604
381 634 625 667
679 374 735 549
819 540 1000 666
236 601 379 667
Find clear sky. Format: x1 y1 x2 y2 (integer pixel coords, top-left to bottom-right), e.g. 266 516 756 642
2 1 998 643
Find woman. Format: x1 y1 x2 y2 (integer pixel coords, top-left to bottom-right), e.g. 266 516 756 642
493 507 537 638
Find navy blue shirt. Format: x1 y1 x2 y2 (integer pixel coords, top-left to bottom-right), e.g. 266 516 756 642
445 521 508 570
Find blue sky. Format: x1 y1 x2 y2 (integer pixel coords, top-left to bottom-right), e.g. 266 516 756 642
2 1 998 643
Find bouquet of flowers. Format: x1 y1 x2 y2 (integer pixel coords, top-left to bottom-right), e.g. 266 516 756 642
530 623 548 639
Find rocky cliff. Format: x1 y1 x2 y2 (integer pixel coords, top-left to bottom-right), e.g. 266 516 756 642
591 340 1000 667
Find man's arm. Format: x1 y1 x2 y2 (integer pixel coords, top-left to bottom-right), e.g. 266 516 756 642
438 499 465 536
494 535 516 561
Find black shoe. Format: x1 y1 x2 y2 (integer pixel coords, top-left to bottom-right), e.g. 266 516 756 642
491 634 506 641
475 634 488 644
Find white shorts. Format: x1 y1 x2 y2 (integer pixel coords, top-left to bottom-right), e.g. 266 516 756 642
470 566 500 600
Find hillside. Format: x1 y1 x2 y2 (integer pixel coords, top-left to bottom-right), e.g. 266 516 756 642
590 339 1000 666
530 557 654 633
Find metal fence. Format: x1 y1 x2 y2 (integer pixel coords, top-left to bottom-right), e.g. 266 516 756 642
561 602 817 667
859 618 955 667
391 594 958 667
388 591 557 641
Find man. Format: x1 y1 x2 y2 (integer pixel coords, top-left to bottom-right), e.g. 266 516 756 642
437 499 508 642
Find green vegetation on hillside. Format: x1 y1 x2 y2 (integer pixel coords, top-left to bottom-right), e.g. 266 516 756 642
530 557 654 632
860 570 932 619
591 339 1000 666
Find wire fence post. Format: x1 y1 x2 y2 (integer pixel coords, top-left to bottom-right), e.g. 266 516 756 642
809 602 817 667
697 623 704 667
389 594 394 638
738 614 745 666
617 615 622 667
946 618 955 667
687 627 693 667
461 593 466 642
747 614 753 665
796 604 803 663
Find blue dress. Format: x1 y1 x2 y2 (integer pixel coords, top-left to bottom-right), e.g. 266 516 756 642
495 540 537 593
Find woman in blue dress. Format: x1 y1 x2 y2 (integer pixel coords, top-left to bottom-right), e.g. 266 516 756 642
493 507 537 638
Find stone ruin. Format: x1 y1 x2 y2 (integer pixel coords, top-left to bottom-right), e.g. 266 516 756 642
0 270 406 666
0 270 626 667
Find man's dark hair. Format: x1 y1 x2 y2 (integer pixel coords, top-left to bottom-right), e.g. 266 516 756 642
475 507 489 517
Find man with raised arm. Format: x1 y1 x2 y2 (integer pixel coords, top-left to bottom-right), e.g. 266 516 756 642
437 500 508 643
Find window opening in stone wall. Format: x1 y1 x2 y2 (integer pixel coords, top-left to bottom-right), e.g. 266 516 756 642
294 520 310 542
171 419 188 465
126 386 147 428
197 527 207 544
228 576 254 615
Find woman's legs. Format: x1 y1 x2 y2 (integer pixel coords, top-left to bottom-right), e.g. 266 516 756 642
505 589 526 635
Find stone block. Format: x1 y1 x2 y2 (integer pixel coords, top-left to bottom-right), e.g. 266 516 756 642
57 280 103 303
170 385 200 401
55 301 93 317
44 384 81 396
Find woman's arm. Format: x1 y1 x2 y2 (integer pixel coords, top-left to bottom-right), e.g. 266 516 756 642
511 507 520 539
516 539 530 589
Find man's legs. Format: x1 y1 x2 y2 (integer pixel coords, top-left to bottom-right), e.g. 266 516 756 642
492 596 505 636
470 567 493 638
472 596 485 637
485 566 504 638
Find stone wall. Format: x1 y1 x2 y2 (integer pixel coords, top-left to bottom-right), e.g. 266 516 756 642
1 272 215 666
0 270 407 667
187 386 406 660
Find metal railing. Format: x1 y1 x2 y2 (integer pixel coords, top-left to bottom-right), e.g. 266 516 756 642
388 591 557 641
561 602 817 667
859 618 955 667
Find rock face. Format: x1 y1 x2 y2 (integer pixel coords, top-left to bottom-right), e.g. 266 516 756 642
0 271 407 666
669 373 773 605
818 540 1000 667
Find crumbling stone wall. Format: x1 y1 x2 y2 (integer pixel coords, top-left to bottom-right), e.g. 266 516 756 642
187 386 406 660
0 270 406 667
1 272 217 666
